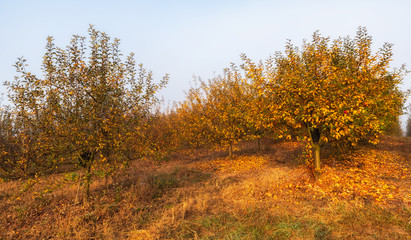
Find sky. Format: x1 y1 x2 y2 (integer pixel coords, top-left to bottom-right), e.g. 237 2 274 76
1 0 411 126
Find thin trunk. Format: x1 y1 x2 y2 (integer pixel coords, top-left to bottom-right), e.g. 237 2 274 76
335 144 341 166
308 127 322 181
228 142 233 159
85 163 91 202
312 143 321 181
83 151 95 203
105 175 109 191
75 173 82 204
257 137 261 151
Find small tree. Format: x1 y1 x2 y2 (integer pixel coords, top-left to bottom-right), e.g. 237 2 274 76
0 107 22 179
6 26 168 200
177 80 212 149
241 54 284 149
178 67 250 158
143 101 181 160
0 104 43 179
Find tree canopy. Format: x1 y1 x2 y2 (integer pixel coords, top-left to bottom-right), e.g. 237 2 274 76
1 26 407 187
243 27 406 178
6 26 168 199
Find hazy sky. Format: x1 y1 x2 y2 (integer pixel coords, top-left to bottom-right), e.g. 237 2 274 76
1 0 410 123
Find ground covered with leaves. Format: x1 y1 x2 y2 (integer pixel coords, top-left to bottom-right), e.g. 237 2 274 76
0 136 410 239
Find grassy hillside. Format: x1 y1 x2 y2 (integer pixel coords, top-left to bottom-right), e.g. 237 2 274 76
0 136 410 239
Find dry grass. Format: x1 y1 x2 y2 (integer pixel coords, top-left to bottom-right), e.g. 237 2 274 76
0 136 410 239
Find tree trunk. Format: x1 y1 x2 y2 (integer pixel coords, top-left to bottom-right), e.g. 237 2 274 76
312 143 321 181
228 142 233 159
308 127 321 180
335 144 341 166
83 151 95 203
75 173 82 204
84 163 91 202
257 137 261 151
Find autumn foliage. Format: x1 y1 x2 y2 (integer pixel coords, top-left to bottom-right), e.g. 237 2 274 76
0 26 409 239
178 68 254 158
3 26 168 199
242 27 406 179
0 26 407 196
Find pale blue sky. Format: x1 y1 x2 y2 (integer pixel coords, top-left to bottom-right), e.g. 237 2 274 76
1 0 410 125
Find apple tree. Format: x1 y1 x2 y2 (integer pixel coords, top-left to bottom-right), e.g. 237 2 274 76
247 27 406 179
6 26 168 199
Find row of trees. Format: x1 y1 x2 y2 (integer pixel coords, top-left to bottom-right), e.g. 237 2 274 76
0 27 407 196
177 27 406 179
